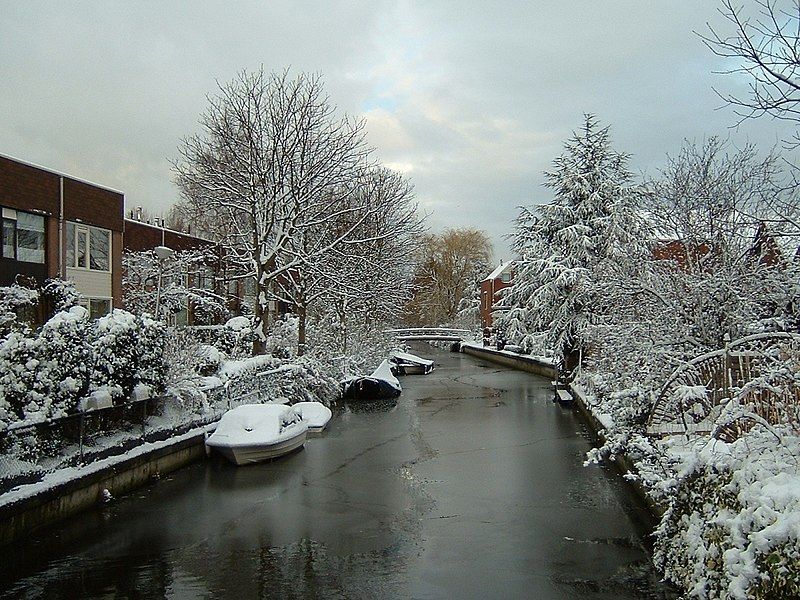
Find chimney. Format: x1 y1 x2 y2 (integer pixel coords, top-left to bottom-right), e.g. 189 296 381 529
135 206 143 221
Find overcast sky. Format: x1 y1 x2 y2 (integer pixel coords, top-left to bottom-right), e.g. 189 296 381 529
0 1 790 259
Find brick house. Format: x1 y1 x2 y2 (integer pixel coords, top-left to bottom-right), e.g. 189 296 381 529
122 216 227 325
0 154 123 318
480 261 515 330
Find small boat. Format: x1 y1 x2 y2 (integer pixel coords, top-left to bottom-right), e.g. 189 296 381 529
389 351 435 375
205 404 307 465
293 401 332 433
342 359 402 400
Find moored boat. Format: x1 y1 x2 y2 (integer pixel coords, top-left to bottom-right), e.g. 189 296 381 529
341 359 402 400
293 401 333 432
205 404 307 465
389 351 435 375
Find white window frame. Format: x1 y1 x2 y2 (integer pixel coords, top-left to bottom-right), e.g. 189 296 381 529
80 296 113 320
66 222 111 272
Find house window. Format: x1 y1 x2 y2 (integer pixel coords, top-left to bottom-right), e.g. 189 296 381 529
500 272 511 283
89 298 111 319
79 297 112 319
2 218 15 259
66 222 111 271
0 208 45 264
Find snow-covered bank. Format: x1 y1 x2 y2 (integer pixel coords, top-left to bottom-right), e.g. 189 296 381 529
460 343 557 379
577 370 800 599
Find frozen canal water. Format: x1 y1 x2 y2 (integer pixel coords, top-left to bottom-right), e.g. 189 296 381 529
1 347 675 599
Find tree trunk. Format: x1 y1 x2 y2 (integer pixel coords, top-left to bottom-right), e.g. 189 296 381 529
297 302 307 356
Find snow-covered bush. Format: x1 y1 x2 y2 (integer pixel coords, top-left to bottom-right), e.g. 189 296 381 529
0 330 43 427
0 284 39 334
35 306 93 418
265 314 299 359
40 278 81 314
91 310 167 401
654 428 800 599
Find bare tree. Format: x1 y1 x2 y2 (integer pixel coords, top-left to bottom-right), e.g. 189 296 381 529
703 0 800 147
405 228 493 327
269 167 422 353
174 69 382 351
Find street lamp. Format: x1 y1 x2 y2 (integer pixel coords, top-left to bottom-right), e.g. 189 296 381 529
154 245 174 320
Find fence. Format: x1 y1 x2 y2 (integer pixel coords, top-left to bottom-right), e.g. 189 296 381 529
647 332 800 439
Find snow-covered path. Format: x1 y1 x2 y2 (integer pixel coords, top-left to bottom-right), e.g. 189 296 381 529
0 346 675 599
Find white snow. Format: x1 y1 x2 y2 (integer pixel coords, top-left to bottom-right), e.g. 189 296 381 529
483 261 514 282
293 401 332 430
370 359 401 390
225 316 251 331
205 404 305 448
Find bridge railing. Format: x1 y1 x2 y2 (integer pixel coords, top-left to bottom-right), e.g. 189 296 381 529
385 328 473 342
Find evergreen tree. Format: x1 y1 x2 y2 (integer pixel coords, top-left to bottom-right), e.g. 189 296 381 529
499 115 645 372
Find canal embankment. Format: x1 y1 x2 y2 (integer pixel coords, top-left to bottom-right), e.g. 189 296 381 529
0 424 213 546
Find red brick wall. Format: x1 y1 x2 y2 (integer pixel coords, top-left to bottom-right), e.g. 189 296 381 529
123 219 216 253
63 178 124 232
46 216 60 278
0 155 60 215
123 220 163 251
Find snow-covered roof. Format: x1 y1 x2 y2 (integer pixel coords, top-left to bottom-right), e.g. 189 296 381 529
483 261 515 282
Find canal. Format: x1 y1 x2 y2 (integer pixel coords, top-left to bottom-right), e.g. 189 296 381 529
0 347 674 599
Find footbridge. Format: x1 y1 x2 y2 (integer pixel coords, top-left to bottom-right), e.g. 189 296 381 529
385 327 472 342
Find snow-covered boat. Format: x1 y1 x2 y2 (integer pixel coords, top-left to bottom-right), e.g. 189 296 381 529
341 359 402 400
205 404 307 465
389 351 435 375
293 401 332 433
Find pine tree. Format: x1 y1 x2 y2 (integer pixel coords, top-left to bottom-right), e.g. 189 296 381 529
499 115 645 372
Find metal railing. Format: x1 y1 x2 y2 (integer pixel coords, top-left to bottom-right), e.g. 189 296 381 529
385 327 472 341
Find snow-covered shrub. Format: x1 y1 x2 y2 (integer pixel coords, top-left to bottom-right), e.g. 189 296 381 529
265 314 298 359
91 310 167 400
185 316 254 358
0 284 39 334
160 331 219 409
36 306 93 417
40 278 81 314
654 428 800 599
0 331 43 427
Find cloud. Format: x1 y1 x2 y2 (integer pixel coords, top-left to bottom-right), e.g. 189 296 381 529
0 1 794 259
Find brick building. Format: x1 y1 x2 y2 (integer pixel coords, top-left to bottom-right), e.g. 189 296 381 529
480 261 515 330
0 154 123 318
0 154 247 324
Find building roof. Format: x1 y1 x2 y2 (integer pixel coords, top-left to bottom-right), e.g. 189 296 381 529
483 261 515 282
0 152 124 195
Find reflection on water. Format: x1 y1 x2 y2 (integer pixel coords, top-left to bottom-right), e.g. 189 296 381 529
343 398 398 413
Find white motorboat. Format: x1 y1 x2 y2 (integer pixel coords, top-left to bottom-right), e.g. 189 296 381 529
293 401 333 433
389 351 435 375
205 404 307 465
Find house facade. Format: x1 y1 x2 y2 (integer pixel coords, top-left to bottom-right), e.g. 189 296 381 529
0 154 124 318
480 261 515 330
